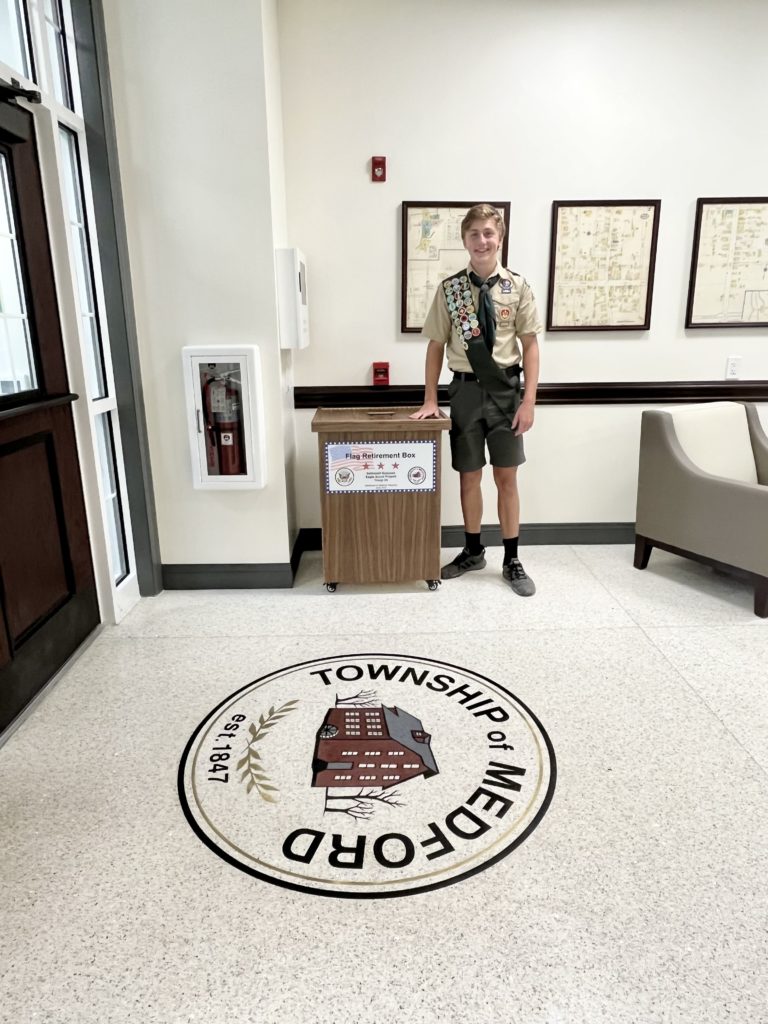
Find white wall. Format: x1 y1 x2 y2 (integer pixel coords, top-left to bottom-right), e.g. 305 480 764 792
261 0 300 549
102 0 768 557
279 0 768 527
102 0 293 564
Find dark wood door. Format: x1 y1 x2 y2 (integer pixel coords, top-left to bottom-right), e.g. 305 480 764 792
0 98 99 734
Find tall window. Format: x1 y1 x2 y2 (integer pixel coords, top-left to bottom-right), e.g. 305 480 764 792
95 411 129 583
0 0 33 80
42 0 73 108
1 0 139 619
58 124 129 586
0 151 37 396
59 125 106 398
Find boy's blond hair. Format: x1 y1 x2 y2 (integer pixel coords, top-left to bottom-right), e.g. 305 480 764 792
460 204 506 243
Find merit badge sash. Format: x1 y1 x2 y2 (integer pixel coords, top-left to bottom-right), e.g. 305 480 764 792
442 275 519 421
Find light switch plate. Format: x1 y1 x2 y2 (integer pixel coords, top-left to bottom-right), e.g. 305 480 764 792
725 355 742 379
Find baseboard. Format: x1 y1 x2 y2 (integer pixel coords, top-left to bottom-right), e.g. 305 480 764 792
162 524 636 590
296 523 635 553
295 528 323 554
442 522 636 546
290 530 310 577
162 563 294 589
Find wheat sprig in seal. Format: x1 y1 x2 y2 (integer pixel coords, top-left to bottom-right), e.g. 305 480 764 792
237 700 299 802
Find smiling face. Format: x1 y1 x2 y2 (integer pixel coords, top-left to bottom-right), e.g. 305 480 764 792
463 217 502 277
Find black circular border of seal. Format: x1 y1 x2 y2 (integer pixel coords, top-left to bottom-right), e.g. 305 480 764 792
178 652 557 899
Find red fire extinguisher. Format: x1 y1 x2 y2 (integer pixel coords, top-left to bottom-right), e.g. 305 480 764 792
203 371 243 475
200 368 220 474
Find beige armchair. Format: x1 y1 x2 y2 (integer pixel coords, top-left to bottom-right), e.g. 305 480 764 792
634 401 768 617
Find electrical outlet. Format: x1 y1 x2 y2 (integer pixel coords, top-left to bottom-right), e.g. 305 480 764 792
725 355 741 380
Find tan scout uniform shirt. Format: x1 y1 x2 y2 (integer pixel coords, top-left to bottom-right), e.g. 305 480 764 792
422 263 543 373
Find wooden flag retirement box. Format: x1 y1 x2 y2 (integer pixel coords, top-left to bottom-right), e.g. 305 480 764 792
311 407 451 591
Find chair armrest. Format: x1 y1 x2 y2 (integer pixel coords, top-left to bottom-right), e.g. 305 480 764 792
745 404 768 485
636 410 768 575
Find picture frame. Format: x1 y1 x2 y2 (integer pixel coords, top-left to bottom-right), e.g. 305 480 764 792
546 200 661 331
401 201 511 333
685 197 768 328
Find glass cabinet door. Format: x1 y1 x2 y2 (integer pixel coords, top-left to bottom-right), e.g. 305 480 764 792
195 360 248 479
183 347 266 490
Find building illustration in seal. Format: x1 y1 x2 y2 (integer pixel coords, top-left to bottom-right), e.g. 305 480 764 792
312 699 438 791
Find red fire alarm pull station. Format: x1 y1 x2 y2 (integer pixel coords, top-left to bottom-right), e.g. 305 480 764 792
371 156 386 182
372 362 389 386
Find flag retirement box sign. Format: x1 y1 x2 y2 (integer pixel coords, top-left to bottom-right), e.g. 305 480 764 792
325 440 436 494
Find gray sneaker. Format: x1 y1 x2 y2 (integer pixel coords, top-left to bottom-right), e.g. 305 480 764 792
502 558 536 596
441 546 486 580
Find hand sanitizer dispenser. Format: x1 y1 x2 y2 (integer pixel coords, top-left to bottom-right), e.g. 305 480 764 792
276 248 310 349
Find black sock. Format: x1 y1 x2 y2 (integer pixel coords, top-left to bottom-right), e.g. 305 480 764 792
503 537 519 565
465 532 483 556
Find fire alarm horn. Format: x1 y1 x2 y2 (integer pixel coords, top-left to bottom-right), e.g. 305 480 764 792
371 156 386 182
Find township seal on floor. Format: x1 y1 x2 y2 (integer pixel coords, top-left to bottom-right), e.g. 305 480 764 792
178 654 556 898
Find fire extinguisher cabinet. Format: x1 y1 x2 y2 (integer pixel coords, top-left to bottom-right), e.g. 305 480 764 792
311 407 451 591
182 346 267 489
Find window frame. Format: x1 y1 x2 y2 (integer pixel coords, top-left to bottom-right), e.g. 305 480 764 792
4 0 141 621
0 0 36 83
0 137 44 408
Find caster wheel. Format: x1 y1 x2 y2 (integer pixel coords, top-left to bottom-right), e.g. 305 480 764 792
427 580 440 591
325 582 337 593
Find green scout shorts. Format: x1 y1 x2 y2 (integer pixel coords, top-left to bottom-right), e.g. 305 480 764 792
447 376 525 472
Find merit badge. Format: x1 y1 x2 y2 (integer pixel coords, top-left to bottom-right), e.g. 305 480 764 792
500 279 512 293
500 308 511 320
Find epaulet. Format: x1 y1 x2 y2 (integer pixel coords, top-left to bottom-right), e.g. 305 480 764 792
504 268 522 278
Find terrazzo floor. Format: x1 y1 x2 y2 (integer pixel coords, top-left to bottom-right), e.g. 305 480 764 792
1 544 767 1024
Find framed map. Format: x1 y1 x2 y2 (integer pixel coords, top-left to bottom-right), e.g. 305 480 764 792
401 201 510 332
547 200 661 331
686 197 768 328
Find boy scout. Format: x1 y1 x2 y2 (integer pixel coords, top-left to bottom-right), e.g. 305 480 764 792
411 203 541 595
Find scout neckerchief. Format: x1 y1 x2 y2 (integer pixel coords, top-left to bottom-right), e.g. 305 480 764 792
469 270 500 354
441 271 519 420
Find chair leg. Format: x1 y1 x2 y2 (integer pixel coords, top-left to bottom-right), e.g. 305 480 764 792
634 534 652 570
754 578 768 618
